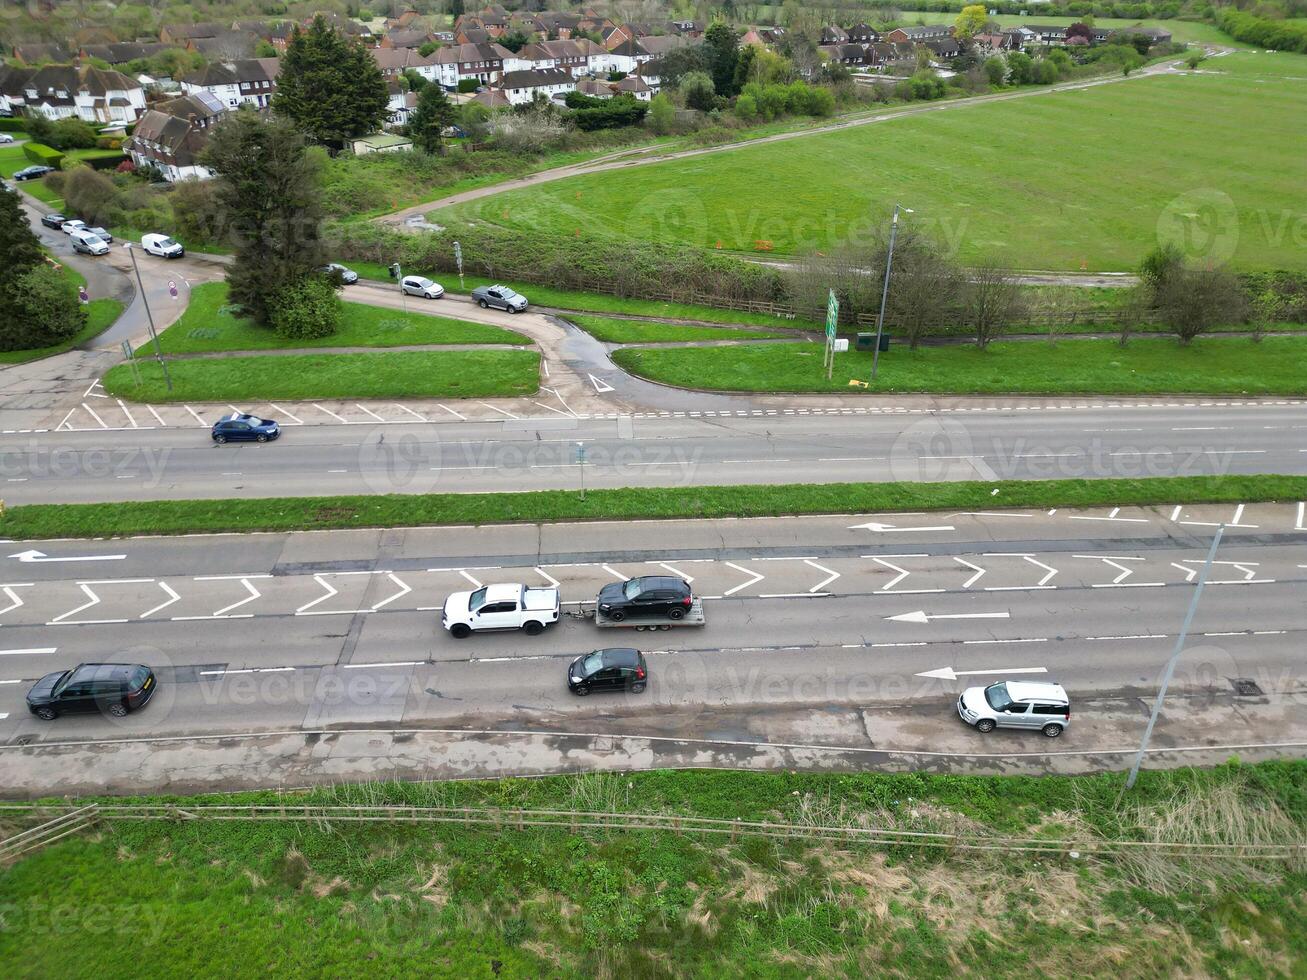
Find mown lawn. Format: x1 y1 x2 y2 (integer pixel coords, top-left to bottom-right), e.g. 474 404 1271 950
568 314 790 342
102 349 540 402
613 336 1307 395
1 474 1302 539
0 764 1303 977
446 51 1307 270
146 282 530 355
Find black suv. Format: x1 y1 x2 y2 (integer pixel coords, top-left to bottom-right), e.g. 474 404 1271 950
567 648 648 696
596 575 693 621
27 663 157 720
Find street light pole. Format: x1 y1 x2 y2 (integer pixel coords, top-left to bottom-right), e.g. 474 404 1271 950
123 242 172 392
871 204 911 382
1124 524 1225 791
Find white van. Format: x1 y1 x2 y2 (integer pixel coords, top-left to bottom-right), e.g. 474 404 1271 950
141 233 184 259
70 229 110 255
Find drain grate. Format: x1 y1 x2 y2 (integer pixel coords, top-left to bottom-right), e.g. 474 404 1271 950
1232 678 1264 696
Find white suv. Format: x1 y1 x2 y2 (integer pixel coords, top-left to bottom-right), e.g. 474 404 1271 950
957 681 1070 737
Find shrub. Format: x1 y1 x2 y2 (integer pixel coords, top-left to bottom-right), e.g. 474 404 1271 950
680 71 716 111
908 70 946 100
457 79 479 93
268 275 342 340
487 110 566 154
0 119 26 133
570 95 648 131
647 93 676 134
60 166 118 224
50 118 98 150
0 264 86 351
22 143 64 169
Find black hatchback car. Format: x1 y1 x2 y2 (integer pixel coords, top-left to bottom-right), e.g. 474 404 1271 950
597 575 693 621
27 663 157 720
211 412 280 443
16 165 55 182
40 211 67 228
567 648 647 696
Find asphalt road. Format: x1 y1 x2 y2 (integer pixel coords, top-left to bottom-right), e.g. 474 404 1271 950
3 400 1304 503
0 504 1303 753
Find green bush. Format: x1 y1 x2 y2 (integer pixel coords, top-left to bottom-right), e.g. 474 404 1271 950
268 275 342 340
0 119 26 133
0 263 86 351
457 79 479 93
51 117 97 150
22 142 64 169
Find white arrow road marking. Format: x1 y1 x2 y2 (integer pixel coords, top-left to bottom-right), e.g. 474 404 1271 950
0 585 31 621
953 558 986 589
870 556 943 594
370 573 411 611
1025 556 1058 587
10 549 126 563
1073 555 1164 588
208 577 263 618
534 566 561 588
139 581 180 618
723 562 764 596
849 521 955 532
1067 508 1148 524
588 374 615 394
0 647 56 656
49 581 145 625
1171 560 1273 584
887 610 1011 624
657 562 695 583
459 569 483 588
803 560 840 593
916 665 1049 680
296 575 342 615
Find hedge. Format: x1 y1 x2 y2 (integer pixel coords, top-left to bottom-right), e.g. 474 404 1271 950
1219 9 1307 53
22 142 64 168
0 119 27 133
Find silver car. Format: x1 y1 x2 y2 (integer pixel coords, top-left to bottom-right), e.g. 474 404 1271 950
401 275 444 299
471 283 527 313
957 680 1070 737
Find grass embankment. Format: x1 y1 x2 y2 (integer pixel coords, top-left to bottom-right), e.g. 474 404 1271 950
102 349 540 403
568 314 790 343
0 764 1303 976
145 282 530 355
445 51 1307 270
2 474 1302 539
613 337 1307 396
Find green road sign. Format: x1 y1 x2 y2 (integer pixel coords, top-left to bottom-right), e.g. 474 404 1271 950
826 289 839 338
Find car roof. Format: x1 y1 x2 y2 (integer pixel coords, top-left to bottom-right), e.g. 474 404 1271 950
599 648 641 667
70 663 146 681
632 575 683 589
482 583 522 602
1002 681 1068 703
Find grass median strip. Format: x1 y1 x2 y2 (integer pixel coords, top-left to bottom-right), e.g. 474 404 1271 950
146 282 530 354
3 475 1304 539
613 337 1307 396
567 314 790 343
102 349 540 403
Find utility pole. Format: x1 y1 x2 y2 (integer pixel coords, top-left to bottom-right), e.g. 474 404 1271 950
1124 524 1225 791
123 242 171 392
871 204 912 382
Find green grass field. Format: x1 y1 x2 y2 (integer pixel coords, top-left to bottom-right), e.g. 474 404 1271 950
147 282 530 355
0 764 1303 976
103 349 540 402
447 51 1307 271
568 314 790 342
612 336 1307 395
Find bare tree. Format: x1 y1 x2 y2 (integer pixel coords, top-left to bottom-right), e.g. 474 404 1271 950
881 236 966 349
1153 266 1249 344
965 263 1024 349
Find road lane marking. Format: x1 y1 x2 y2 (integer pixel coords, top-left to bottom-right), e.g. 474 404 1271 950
916 665 1047 680
723 562 765 596
0 585 31 620
479 402 518 418
139 582 180 618
269 403 303 424
804 559 840 593
355 403 386 422
459 569 483 588
371 573 412 611
116 400 137 428
954 557 986 589
392 404 426 422
962 637 1048 645
437 404 466 420
296 574 341 616
0 647 56 656
184 405 207 426
313 403 347 422
343 661 423 669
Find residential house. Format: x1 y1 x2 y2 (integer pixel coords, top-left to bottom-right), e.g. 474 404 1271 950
973 31 1023 53
740 29 768 49
233 20 296 52
574 78 613 98
180 60 277 109
350 132 412 155
471 88 511 109
884 25 953 44
820 43 871 66
1116 25 1172 46
12 42 72 64
0 64 147 122
187 31 260 60
384 80 418 128
848 23 880 44
371 47 439 81
820 26 849 45
386 9 422 31
602 24 638 51
1022 24 1071 46
517 38 608 77
456 28 494 45
613 75 651 100
759 28 787 45
382 28 432 50
496 67 575 105
924 37 961 59
124 90 225 181
80 42 173 66
159 23 225 45
430 42 519 88
669 20 704 38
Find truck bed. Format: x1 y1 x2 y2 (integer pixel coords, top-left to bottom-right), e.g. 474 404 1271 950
593 599 706 629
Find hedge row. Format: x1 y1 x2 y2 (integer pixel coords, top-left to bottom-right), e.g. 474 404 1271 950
22 142 63 168
0 119 26 133
1219 9 1307 53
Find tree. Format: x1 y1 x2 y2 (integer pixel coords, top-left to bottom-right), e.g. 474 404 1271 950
1035 58 1059 84
0 188 43 278
648 92 676 134
984 55 1007 86
1128 32 1152 55
255 39 277 58
954 4 988 40
965 263 1024 348
1006 50 1035 84
679 70 716 111
1147 262 1249 344
731 43 756 94
410 82 457 153
704 21 740 98
201 109 335 327
403 67 428 91
273 14 390 148
268 276 342 340
1 264 85 352
419 41 439 57
498 29 530 52
50 118 97 150
1066 22 1093 42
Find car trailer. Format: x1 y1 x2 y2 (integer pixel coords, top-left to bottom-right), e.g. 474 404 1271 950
569 599 707 631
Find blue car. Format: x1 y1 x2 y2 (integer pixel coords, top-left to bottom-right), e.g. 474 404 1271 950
211 413 280 444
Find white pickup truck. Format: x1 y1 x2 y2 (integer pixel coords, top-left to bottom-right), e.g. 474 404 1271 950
441 583 561 638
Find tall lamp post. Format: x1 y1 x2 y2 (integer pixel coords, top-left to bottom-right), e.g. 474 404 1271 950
123 242 172 392
871 204 912 382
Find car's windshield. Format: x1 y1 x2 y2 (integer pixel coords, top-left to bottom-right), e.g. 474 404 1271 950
984 683 1013 711
50 669 74 695
468 587 488 611
130 666 150 687
581 652 604 674
622 579 643 600
161 238 177 247
84 236 103 245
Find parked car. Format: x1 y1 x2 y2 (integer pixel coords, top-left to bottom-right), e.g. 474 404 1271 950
40 212 67 229
567 648 648 696
70 229 110 255
60 219 86 235
87 225 113 243
471 283 528 313
0 133 14 144
401 275 443 299
27 663 157 720
322 262 358 284
211 412 280 444
957 681 1070 738
441 583 560 638
141 232 184 258
596 575 694 622
13 165 54 181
